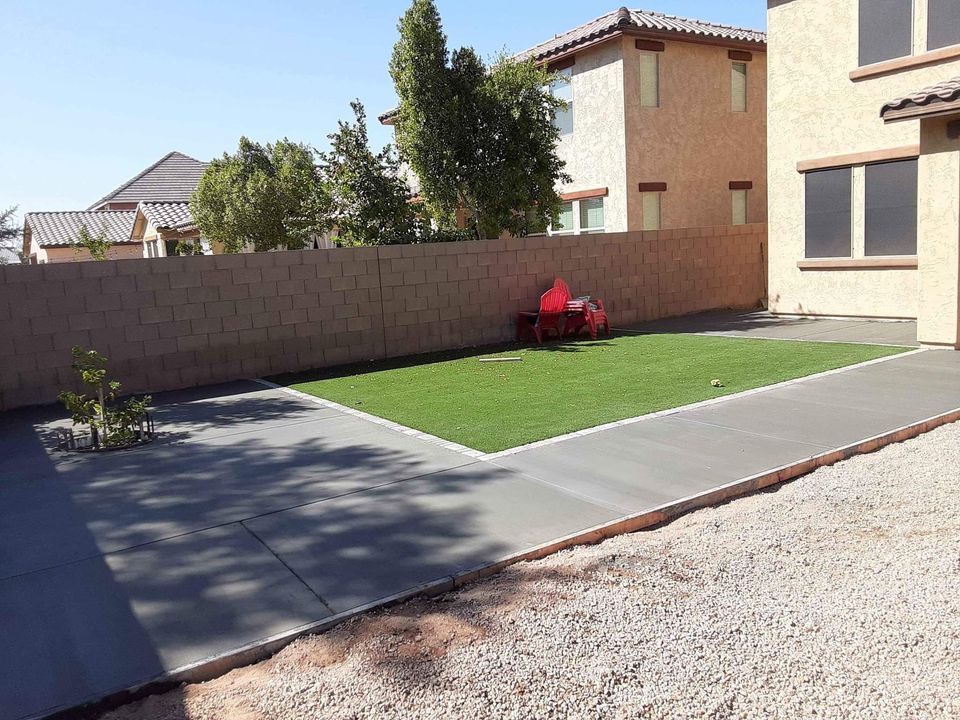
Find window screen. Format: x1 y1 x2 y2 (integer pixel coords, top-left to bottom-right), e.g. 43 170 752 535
640 53 659 108
579 198 605 232
731 63 747 112
864 159 918 256
552 68 573 135
927 0 960 51
732 190 748 225
553 201 574 234
805 167 852 258
642 193 661 231
859 0 913 66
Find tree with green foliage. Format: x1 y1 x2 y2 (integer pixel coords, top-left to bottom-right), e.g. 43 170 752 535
73 223 112 261
0 206 23 264
319 101 427 246
191 137 329 253
389 0 569 240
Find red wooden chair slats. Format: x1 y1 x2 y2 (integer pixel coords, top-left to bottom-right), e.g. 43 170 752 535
516 286 570 343
517 277 611 343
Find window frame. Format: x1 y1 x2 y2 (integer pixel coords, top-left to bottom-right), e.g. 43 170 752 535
863 157 918 257
804 166 854 259
927 0 960 52
551 67 574 136
641 192 662 232
858 0 914 67
548 197 605 236
732 189 748 226
639 51 660 109
731 61 748 113
578 197 606 234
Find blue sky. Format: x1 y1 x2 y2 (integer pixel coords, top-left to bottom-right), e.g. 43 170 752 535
0 1 766 219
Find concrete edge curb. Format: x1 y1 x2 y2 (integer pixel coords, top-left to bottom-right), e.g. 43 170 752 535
254 349 925 462
35 402 960 720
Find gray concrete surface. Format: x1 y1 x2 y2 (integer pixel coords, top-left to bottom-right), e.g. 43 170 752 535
2 348 959 719
622 311 919 346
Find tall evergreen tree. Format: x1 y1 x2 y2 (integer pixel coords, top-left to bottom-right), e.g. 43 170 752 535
389 0 569 240
319 101 425 246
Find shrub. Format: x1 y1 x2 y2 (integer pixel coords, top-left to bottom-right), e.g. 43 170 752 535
58 347 152 448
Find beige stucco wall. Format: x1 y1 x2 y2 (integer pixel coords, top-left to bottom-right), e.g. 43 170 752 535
624 37 767 230
917 116 960 345
41 244 145 263
556 40 629 232
767 0 960 322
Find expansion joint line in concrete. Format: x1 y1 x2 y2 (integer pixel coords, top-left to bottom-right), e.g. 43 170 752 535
240 521 336 616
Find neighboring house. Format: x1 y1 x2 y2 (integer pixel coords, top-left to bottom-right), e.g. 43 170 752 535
132 202 207 258
381 7 768 235
23 151 209 263
767 0 960 347
21 211 141 264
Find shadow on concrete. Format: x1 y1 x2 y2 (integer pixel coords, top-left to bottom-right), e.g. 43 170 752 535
0 383 532 720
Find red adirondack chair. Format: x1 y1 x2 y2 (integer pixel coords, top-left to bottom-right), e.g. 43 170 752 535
553 278 611 339
516 285 570 343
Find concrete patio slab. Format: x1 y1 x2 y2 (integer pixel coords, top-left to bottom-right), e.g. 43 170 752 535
244 462 622 613
0 524 329 720
3 349 959 720
1 383 474 580
622 311 919 346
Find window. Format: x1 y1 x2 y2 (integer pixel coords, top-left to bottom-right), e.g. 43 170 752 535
732 190 748 225
859 0 913 66
642 192 661 231
928 0 960 51
549 197 604 235
551 67 573 135
552 201 575 234
865 159 918 256
805 167 852 258
639 53 660 108
731 62 747 112
579 198 605 233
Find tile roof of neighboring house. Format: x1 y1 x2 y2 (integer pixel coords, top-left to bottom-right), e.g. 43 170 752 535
138 202 197 232
24 211 137 248
881 77 960 120
514 6 766 62
88 151 208 210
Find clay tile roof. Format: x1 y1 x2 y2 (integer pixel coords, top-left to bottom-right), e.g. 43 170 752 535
881 77 960 119
514 6 767 62
138 202 196 232
88 151 208 210
24 211 137 248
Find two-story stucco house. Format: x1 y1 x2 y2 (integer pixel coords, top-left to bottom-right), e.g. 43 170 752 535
767 0 960 347
382 7 768 237
515 8 768 236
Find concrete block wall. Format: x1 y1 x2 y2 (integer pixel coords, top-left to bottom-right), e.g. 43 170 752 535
0 224 766 411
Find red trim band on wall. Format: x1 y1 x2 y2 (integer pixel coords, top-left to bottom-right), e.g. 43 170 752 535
548 57 576 72
729 181 754 190
560 187 609 201
638 182 668 192
635 39 666 52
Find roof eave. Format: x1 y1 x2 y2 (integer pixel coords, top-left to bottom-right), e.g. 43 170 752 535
882 98 960 123
528 26 766 66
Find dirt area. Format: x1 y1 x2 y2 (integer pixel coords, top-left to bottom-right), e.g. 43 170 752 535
102 423 960 720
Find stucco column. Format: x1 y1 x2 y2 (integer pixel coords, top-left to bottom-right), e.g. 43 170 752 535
917 117 960 348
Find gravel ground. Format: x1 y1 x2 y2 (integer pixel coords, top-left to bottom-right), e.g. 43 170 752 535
103 423 960 720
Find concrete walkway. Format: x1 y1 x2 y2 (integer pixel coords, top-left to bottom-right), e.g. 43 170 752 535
2 347 958 719
622 310 919 347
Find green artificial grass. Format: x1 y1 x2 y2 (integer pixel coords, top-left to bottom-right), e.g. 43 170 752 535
287 334 908 453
